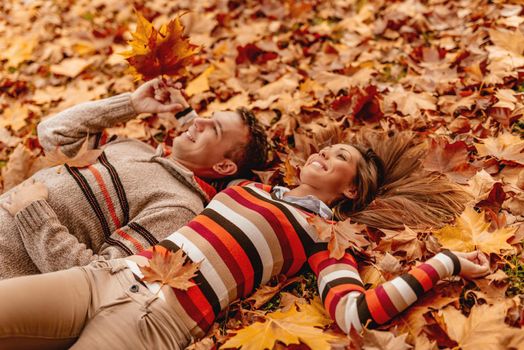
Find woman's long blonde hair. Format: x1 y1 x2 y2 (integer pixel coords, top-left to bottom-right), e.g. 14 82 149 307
333 130 469 230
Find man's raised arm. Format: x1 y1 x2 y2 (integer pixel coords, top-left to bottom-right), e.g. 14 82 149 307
37 79 184 157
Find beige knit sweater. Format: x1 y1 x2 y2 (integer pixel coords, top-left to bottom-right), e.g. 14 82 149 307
0 93 209 279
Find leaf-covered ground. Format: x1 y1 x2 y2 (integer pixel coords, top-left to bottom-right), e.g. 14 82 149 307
1 0 524 349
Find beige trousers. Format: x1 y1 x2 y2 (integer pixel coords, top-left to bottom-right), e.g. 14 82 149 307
0 259 191 350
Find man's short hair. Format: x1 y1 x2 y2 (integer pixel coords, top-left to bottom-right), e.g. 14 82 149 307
225 107 268 176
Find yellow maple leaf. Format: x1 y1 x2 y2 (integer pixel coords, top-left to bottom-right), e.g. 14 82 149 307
433 207 516 255
222 297 337 350
121 11 200 81
139 246 200 290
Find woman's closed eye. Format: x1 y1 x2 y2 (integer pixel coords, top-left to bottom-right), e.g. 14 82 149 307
337 154 347 161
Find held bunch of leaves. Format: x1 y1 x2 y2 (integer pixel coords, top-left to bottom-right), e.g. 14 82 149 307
121 11 199 81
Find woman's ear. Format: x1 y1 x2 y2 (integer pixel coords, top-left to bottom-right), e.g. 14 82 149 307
342 185 357 199
212 159 238 176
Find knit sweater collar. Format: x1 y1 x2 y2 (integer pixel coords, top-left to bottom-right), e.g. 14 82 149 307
151 145 216 203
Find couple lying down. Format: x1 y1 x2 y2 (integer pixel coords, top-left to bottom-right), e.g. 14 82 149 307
0 100 488 350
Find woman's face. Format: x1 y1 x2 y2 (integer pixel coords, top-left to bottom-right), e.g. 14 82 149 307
300 144 362 203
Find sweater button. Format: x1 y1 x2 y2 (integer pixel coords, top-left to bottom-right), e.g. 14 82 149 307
129 284 140 293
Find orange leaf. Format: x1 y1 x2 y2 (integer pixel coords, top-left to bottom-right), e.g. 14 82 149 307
139 246 200 290
121 11 200 81
307 216 368 259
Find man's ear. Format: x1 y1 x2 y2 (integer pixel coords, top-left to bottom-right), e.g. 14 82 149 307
212 159 238 177
342 185 358 199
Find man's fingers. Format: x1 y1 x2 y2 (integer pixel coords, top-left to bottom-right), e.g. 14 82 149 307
158 103 183 113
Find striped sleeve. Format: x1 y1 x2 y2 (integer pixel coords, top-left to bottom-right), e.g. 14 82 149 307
308 250 461 333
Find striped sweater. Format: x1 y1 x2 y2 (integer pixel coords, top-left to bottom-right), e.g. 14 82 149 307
126 182 461 337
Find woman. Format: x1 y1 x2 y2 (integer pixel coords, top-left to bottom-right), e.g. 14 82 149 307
0 133 489 350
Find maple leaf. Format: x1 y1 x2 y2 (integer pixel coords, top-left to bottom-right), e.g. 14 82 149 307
475 132 524 165
378 225 424 262
121 11 200 81
222 297 337 350
307 216 368 259
422 138 477 184
245 275 303 309
361 329 412 350
0 102 29 132
433 207 516 255
439 303 519 350
139 246 200 290
34 138 104 174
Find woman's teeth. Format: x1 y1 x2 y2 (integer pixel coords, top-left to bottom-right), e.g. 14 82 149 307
311 161 325 170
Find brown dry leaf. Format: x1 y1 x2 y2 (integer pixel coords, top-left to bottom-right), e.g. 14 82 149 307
488 28 524 55
222 297 337 350
139 246 200 290
422 138 477 184
0 102 29 132
433 206 516 255
361 329 412 350
245 275 303 309
1 37 36 67
475 132 524 165
37 138 104 173
1 144 35 192
440 303 519 350
307 216 368 259
378 225 424 262
50 57 94 78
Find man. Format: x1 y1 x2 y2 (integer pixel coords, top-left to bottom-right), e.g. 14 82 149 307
0 79 268 279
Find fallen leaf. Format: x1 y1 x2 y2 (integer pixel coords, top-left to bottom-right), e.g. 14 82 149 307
378 225 424 262
475 132 524 165
50 57 94 78
139 246 200 290
361 329 412 350
440 303 518 350
185 65 215 96
434 206 516 255
307 216 368 259
422 138 477 184
245 275 303 309
0 102 29 131
222 297 337 350
1 144 35 192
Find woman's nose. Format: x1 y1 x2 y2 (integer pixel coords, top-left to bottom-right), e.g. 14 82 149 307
319 149 329 159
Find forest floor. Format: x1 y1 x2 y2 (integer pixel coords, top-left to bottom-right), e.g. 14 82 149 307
0 0 523 349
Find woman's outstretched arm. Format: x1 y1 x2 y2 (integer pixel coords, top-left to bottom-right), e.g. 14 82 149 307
308 249 488 333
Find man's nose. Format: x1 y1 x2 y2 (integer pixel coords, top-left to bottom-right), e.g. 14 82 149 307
193 117 210 132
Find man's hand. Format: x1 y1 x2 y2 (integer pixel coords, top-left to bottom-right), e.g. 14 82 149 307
452 250 490 279
131 78 186 114
2 179 49 216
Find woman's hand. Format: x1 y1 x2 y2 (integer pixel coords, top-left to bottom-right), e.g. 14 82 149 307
2 179 49 216
452 250 490 279
131 78 186 114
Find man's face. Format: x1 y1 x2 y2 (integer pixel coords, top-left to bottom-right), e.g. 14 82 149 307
171 111 249 177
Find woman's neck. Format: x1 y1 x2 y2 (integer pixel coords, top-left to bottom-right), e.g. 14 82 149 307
286 184 334 206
